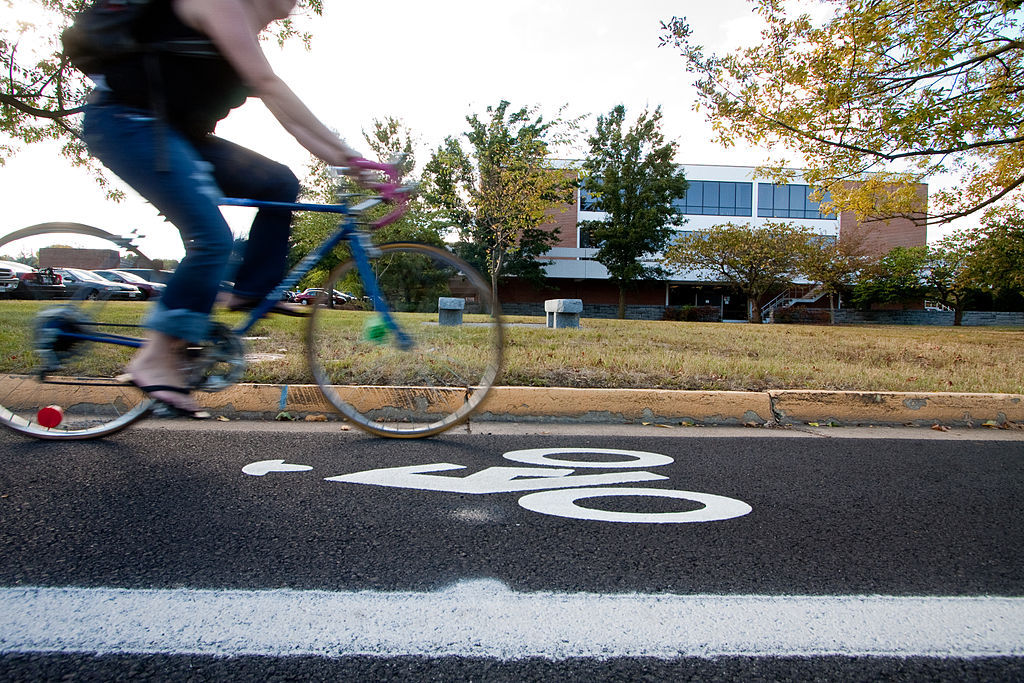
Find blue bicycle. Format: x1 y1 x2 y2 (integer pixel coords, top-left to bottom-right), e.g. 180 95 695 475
0 159 504 439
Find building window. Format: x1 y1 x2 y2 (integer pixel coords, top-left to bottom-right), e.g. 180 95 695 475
672 180 753 217
580 187 600 212
757 184 836 219
580 223 596 248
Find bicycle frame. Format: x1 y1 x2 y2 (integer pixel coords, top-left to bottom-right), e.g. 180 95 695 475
61 161 415 352
218 196 414 349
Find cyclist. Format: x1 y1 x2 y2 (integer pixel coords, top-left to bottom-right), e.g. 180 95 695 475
82 0 371 417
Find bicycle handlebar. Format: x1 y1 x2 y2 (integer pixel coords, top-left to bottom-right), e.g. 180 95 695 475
337 157 415 230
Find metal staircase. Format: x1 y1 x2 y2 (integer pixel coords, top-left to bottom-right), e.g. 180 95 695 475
925 300 954 312
761 285 827 321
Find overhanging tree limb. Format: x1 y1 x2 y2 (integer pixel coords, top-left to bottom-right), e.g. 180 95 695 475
663 0 1024 223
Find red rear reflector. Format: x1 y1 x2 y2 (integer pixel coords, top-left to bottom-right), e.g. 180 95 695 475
37 405 64 428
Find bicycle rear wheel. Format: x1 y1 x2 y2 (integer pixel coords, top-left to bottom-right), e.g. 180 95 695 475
0 224 152 439
306 242 503 438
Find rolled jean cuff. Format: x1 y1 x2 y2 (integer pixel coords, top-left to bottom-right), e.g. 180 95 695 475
144 302 211 344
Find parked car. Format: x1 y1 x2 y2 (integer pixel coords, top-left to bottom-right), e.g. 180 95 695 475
0 260 67 299
93 269 167 300
0 263 20 296
293 288 351 306
52 268 143 300
114 268 175 285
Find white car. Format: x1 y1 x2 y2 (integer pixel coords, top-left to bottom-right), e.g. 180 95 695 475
0 263 19 294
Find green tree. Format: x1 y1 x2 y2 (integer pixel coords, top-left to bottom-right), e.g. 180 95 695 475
799 232 873 324
421 101 580 295
579 105 688 318
288 117 438 293
661 1 1024 223
1 0 322 193
851 246 930 309
924 231 978 325
662 221 816 323
968 205 1024 297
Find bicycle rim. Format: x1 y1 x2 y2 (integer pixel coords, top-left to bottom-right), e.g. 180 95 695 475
0 224 152 439
306 242 503 438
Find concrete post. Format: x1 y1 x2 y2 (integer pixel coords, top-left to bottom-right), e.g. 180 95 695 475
438 297 465 326
544 298 583 328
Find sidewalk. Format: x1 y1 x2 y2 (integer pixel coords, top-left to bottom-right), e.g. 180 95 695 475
187 384 1024 429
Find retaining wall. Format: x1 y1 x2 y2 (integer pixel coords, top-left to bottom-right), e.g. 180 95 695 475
501 303 666 320
832 310 1024 326
499 303 1024 326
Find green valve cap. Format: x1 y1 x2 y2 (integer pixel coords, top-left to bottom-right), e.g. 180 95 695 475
363 316 388 344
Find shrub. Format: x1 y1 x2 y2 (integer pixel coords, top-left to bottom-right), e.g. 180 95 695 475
771 307 832 325
663 305 722 322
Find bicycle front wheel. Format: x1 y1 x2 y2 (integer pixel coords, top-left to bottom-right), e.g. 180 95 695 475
306 243 503 438
0 223 151 439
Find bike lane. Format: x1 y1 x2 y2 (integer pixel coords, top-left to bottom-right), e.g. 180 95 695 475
1 426 1022 595
1 425 1023 673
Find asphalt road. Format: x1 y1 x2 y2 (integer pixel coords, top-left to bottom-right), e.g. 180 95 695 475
1 422 1022 680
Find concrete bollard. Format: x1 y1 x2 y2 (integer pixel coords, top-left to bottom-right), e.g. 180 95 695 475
438 297 465 326
544 298 583 329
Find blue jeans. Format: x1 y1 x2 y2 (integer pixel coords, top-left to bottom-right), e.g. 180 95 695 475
82 100 299 342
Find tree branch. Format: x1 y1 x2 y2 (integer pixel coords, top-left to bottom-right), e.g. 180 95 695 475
928 172 1024 223
0 92 83 119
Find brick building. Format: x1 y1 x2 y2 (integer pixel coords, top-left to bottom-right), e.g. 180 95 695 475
38 247 121 270
498 163 927 321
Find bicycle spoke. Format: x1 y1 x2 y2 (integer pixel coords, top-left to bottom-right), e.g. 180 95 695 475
307 243 503 437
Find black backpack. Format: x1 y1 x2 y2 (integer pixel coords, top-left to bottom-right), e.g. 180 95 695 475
62 0 216 74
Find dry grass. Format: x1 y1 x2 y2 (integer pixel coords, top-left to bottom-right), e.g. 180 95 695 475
496 317 1024 394
1 302 1021 393
231 314 1024 393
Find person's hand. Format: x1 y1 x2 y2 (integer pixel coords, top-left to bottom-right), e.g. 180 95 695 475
338 151 378 188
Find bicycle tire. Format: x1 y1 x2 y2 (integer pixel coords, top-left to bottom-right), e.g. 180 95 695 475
0 223 152 439
306 242 503 438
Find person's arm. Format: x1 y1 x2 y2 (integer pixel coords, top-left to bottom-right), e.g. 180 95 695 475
173 0 364 170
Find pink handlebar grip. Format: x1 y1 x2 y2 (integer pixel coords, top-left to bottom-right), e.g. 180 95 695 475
346 157 411 229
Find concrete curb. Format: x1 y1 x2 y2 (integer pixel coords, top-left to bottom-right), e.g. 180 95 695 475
768 390 1024 427
190 385 1023 428
2 377 1020 428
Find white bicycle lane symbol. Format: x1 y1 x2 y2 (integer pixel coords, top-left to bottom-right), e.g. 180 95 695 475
242 448 752 524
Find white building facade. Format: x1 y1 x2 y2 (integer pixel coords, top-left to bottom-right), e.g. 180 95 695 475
497 162 924 321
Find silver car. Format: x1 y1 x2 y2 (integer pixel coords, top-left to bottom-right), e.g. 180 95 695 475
52 268 143 300
93 269 167 300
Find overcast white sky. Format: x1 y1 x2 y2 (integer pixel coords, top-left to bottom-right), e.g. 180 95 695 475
0 0 952 261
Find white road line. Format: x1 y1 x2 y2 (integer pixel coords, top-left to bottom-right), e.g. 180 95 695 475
1 580 1022 659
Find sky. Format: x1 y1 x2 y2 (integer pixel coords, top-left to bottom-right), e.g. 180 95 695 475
0 0 953 262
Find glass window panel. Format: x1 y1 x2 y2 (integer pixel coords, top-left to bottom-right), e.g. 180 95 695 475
721 183 736 208
580 188 598 211
820 190 835 219
774 186 788 216
703 182 720 209
686 181 703 209
758 184 773 213
806 188 818 214
790 185 806 212
737 183 752 211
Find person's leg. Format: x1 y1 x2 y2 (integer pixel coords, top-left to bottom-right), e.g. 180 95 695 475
83 103 231 416
193 136 300 301
83 104 234 341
